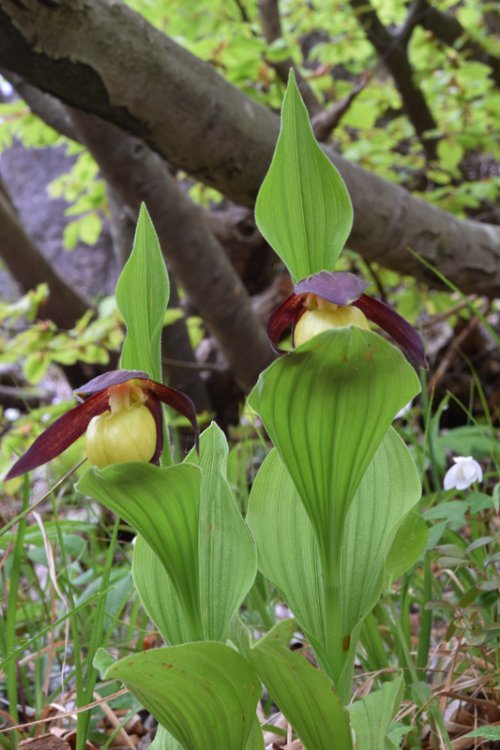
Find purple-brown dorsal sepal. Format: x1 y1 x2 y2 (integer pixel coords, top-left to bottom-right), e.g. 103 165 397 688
295 271 370 306
5 390 110 480
74 369 149 400
267 294 306 353
145 380 199 451
353 294 427 369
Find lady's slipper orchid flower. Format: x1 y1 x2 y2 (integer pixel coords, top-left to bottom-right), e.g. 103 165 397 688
267 270 427 368
5 370 198 480
443 456 483 491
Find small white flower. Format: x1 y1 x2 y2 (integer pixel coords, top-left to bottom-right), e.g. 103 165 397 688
4 408 21 421
443 456 483 491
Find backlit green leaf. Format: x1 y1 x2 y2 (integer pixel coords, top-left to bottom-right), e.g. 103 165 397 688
104 643 261 750
77 462 202 637
255 70 353 281
249 328 420 568
247 430 421 690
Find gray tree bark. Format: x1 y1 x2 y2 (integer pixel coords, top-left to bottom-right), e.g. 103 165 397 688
0 0 499 296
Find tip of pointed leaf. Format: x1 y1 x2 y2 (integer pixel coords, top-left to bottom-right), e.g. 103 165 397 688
255 72 353 281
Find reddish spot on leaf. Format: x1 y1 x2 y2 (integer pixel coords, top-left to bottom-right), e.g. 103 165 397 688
342 635 351 652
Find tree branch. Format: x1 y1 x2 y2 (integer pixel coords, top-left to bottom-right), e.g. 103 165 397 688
312 76 368 141
0 0 498 296
417 0 500 87
4 75 212 408
4 70 78 140
0 177 91 329
348 0 438 158
257 0 322 115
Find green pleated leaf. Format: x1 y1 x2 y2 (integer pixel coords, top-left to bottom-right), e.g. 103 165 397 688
77 462 202 636
251 620 352 750
255 70 353 281
132 535 199 645
116 203 169 383
186 423 257 640
384 509 428 583
249 328 420 567
349 676 404 750
247 431 421 687
104 643 261 750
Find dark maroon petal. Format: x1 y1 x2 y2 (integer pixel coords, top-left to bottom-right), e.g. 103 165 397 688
5 390 110 480
74 369 149 399
267 294 306 353
295 271 370 306
146 400 164 465
144 380 199 450
353 294 427 368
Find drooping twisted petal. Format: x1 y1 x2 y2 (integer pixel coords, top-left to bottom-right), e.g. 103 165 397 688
144 379 199 451
268 271 371 352
267 294 306 353
5 369 199 481
77 369 199 457
267 270 427 368
353 294 427 368
5 390 110 480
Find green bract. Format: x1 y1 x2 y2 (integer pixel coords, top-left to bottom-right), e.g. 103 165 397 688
255 70 353 281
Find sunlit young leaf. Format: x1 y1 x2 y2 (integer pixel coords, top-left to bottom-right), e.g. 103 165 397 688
340 429 421 632
186 422 257 641
150 724 183 750
77 462 203 637
150 723 264 750
249 328 420 569
116 203 169 384
349 675 404 750
104 643 261 750
384 509 428 583
247 449 324 646
251 620 352 750
255 70 353 281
